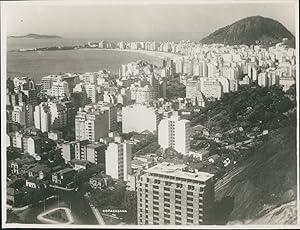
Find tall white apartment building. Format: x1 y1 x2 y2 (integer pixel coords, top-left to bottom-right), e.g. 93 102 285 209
48 78 70 98
217 77 230 93
34 101 68 132
34 102 51 132
84 102 118 132
49 101 68 130
137 162 215 225
75 107 109 142
175 59 183 74
158 113 190 155
11 104 34 128
258 72 269 88
122 104 159 133
84 83 98 103
105 137 132 181
200 78 223 100
206 63 217 78
130 84 157 104
186 79 201 99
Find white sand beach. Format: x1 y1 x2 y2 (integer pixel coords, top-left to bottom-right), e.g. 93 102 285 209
78 48 182 60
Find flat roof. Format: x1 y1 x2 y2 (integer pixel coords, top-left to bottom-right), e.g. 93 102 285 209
145 162 214 182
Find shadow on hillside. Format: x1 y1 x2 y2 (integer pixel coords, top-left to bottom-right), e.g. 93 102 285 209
211 196 235 225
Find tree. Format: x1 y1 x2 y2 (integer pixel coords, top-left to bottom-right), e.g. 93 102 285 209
7 147 22 161
121 191 137 224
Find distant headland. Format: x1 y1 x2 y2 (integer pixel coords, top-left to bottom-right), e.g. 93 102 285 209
8 33 63 39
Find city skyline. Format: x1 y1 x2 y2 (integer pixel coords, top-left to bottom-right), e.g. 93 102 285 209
4 1 296 40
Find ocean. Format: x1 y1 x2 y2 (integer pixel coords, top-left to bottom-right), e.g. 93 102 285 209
6 38 164 82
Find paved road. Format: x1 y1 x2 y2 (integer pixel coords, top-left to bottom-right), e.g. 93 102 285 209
89 202 105 225
37 207 74 224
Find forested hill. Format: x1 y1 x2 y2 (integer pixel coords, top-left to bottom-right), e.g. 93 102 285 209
201 16 295 47
190 84 297 224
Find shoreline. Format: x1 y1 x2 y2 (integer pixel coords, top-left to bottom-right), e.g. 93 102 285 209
77 48 182 60
13 47 182 60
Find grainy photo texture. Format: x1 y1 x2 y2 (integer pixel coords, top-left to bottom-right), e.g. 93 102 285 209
1 0 299 228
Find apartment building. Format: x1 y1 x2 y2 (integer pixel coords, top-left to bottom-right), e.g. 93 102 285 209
122 104 160 134
75 107 109 142
158 112 190 155
137 162 215 225
105 137 132 181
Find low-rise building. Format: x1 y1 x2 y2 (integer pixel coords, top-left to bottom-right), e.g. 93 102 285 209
51 168 76 187
89 173 113 190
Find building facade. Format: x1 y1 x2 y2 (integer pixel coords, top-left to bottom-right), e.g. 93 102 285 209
137 162 215 225
105 137 132 181
158 113 190 155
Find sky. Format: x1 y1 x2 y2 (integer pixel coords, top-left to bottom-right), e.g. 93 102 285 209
3 1 297 41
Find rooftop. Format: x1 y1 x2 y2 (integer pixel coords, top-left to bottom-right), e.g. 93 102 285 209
145 162 214 182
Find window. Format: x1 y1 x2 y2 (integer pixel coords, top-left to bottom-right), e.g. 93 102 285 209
153 196 159 200
165 181 172 186
164 198 170 202
153 190 159 195
187 218 193 224
153 211 159 216
175 216 181 220
187 208 193 213
187 191 193 196
154 179 160 184
187 197 193 201
153 185 159 189
164 213 170 218
175 200 181 204
175 210 181 215
175 189 181 193
164 187 170 191
165 203 170 207
164 219 170 224
188 185 195 190
147 178 150 182
153 206 159 210
200 187 204 192
164 192 170 197
153 201 159 205
175 194 181 199
187 202 193 207
187 213 193 218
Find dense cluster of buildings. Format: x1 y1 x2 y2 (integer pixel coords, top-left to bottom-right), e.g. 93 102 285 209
6 38 296 225
87 39 296 105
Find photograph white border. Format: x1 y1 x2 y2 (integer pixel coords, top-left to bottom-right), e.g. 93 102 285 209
1 0 299 229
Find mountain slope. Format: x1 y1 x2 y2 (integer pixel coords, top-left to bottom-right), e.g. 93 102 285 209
215 124 297 224
189 84 297 224
201 16 295 47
